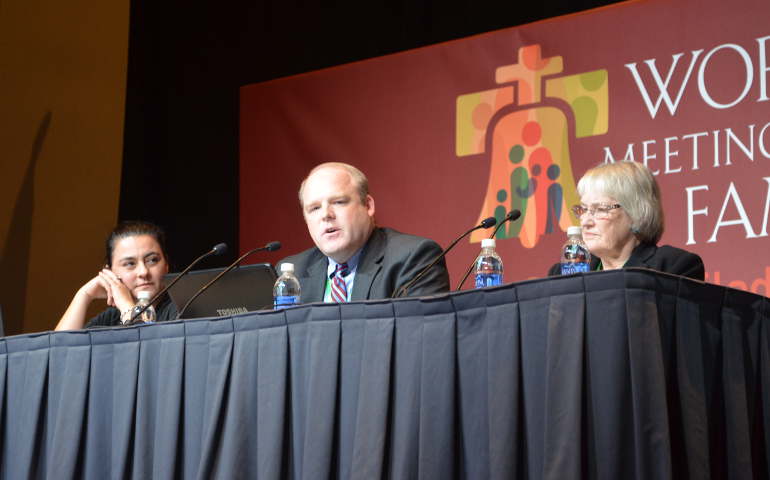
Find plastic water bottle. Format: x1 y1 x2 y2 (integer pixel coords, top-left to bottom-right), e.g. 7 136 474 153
560 226 592 274
131 290 156 323
474 238 504 288
274 263 301 309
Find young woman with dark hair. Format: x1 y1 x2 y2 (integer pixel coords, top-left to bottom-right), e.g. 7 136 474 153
55 221 178 330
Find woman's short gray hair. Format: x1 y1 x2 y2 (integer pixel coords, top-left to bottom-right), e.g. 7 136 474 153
577 161 664 244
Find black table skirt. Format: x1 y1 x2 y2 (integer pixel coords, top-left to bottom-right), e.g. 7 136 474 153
1 268 768 479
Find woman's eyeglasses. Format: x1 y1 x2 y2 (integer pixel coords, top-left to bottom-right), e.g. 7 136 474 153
571 203 622 219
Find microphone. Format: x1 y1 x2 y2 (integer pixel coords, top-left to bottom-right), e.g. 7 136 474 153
490 210 521 239
175 241 282 319
127 242 228 324
392 217 496 298
455 210 521 290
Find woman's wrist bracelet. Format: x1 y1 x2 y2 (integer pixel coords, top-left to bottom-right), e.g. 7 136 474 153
120 306 135 325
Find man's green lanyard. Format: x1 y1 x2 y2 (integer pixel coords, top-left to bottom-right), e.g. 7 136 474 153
323 276 332 301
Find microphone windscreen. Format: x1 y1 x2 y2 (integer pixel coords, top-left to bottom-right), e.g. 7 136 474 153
480 216 497 229
508 210 522 222
265 241 282 252
212 243 228 255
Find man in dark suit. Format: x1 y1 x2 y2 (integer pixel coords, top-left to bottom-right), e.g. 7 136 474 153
278 162 449 302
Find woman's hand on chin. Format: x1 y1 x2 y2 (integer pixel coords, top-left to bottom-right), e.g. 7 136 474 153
98 269 135 312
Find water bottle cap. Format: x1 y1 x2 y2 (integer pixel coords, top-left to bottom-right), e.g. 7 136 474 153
280 263 295 273
136 290 152 300
481 238 496 248
567 226 582 236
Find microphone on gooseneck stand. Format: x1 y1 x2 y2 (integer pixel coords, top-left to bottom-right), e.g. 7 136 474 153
176 241 282 319
392 217 497 299
128 242 228 324
455 210 521 290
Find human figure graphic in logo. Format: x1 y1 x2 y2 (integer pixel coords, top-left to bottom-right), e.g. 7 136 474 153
456 44 609 247
546 164 563 235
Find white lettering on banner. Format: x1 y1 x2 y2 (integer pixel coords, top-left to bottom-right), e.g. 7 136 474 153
707 182 759 243
687 179 770 245
603 143 634 163
602 121 769 174
712 129 721 167
625 51 702 118
664 136 682 174
760 177 770 236
726 125 754 164
642 140 659 174
625 34 770 118
760 122 770 158
615 36 770 255
758 35 770 102
681 131 708 170
698 44 754 109
686 185 709 245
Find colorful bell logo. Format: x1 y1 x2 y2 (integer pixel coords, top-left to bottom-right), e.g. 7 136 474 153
456 44 609 247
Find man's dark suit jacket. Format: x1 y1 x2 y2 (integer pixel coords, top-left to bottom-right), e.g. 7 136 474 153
548 242 705 280
278 227 450 302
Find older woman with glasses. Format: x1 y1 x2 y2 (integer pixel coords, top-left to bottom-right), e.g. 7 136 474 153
548 161 705 280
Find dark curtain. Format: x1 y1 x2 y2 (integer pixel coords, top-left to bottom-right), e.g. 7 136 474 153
1 268 768 479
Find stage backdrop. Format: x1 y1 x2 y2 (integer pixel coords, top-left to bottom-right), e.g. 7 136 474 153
241 0 770 294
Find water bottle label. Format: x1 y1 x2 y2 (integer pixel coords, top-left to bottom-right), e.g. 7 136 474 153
563 244 590 262
475 273 503 288
274 295 300 309
560 262 590 275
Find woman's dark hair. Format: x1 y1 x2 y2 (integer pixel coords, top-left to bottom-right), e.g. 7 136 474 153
105 221 169 267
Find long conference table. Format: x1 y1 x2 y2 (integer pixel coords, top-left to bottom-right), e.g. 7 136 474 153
1 268 768 479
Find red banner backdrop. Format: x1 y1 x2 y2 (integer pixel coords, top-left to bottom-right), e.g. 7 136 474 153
241 0 770 295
